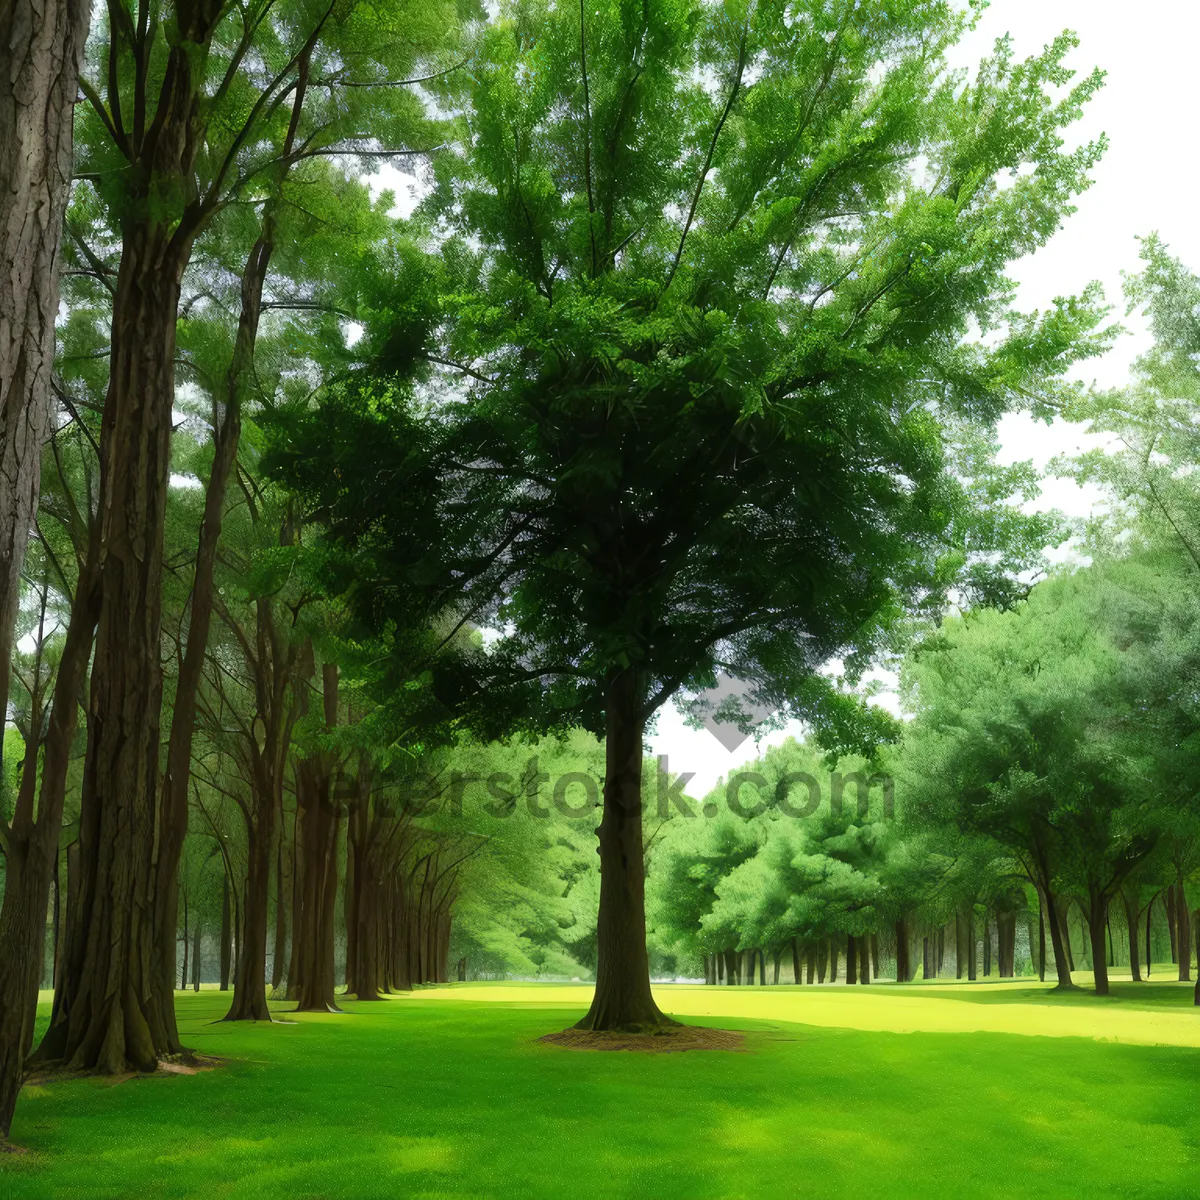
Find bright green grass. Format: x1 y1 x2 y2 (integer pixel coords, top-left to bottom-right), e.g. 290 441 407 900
3 982 1199 1199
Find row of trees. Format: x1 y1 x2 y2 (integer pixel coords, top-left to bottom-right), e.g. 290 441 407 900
0 0 1133 1148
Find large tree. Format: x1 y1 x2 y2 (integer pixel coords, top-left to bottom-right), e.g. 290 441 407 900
34 0 454 1074
275 0 1110 1029
0 0 90 1139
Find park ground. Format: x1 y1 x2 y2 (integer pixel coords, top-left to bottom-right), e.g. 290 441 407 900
2 975 1199 1198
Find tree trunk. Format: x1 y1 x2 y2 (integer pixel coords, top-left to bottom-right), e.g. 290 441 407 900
1146 893 1155 979
0 542 98 1130
192 922 202 992
829 937 838 984
806 945 815 985
1044 888 1075 989
845 935 857 986
181 893 189 990
1121 889 1142 982
791 939 802 985
1176 883 1191 983
272 835 287 992
291 663 344 1012
895 918 910 984
219 872 232 992
37 226 196 1075
575 670 670 1031
1087 889 1110 996
982 911 992 978
224 800 274 1022
967 910 977 981
955 912 966 979
1038 899 1046 982
1167 886 1178 963
817 939 828 985
0 0 89 774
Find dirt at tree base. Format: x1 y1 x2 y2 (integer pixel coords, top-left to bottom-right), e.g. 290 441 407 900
538 1026 745 1053
23 1052 225 1089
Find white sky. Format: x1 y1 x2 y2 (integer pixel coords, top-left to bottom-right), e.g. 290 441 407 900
376 2 1197 797
653 0 1200 796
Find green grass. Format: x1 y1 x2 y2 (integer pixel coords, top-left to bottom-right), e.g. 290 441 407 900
3 981 1200 1199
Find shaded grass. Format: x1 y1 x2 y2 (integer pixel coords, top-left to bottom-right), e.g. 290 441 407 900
1 984 1199 1198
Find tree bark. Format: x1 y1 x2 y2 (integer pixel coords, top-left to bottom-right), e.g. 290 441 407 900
1043 888 1075 989
895 917 910 983
219 872 232 992
1087 889 1110 996
845 935 857 986
1176 883 1191 983
0 0 89 757
1121 888 1142 983
575 669 671 1030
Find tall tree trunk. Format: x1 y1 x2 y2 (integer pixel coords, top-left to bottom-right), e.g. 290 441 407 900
0 0 90 1138
955 911 967 979
845 935 857 986
895 917 910 984
791 939 802 985
224 796 274 1021
1121 889 1142 982
272 833 288 992
219 872 232 992
0 0 88 756
38 226 196 1075
967 910 977 981
1176 883 1191 983
1043 888 1075 989
1146 893 1155 979
192 921 202 992
1038 899 1046 982
2 544 98 1123
181 892 189 990
806 945 815 985
575 669 669 1031
1167 886 1178 963
1087 889 1110 996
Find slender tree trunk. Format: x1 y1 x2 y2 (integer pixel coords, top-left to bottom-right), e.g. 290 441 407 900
1043 887 1075 989
1122 889 1142 982
224 796 275 1022
895 918 910 984
1146 893 1155 979
1038 899 1046 981
845 935 857 986
575 670 669 1030
2 546 98 1119
1176 883 1191 983
955 911 966 979
817 940 827 985
1087 889 1110 996
1167 886 1178 963
829 937 839 983
806 945 815 985
791 939 802 985
0 0 89 779
982 911 992 978
181 893 189 990
272 835 287 992
219 872 232 992
967 910 977 981
192 922 202 992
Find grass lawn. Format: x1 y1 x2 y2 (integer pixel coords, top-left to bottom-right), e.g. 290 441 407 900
2 977 1199 1198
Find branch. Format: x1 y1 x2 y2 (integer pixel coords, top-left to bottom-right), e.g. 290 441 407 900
661 14 750 296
